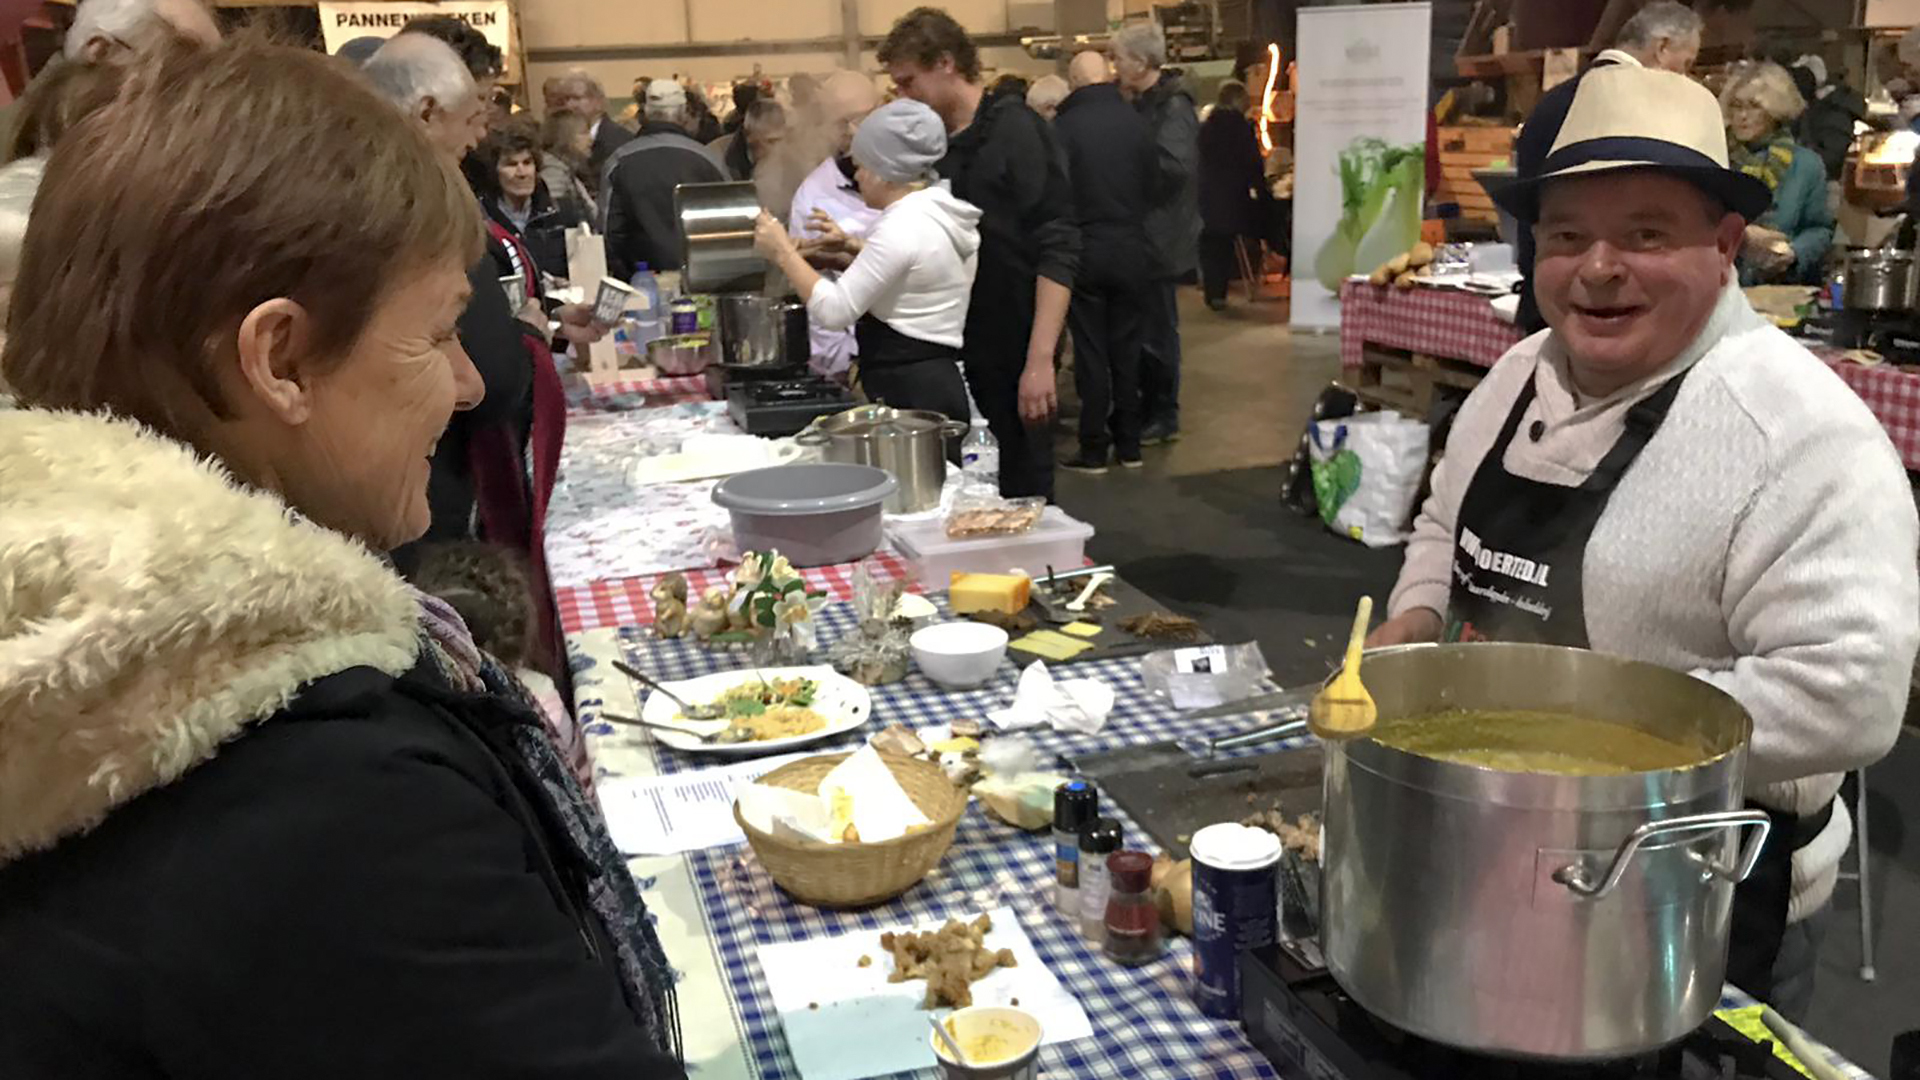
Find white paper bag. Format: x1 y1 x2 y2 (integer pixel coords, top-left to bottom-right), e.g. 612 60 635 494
1309 411 1430 548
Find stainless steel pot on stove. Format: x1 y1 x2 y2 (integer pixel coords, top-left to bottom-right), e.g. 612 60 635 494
1320 643 1769 1062
1841 246 1917 312
717 294 808 369
676 181 767 294
796 405 967 513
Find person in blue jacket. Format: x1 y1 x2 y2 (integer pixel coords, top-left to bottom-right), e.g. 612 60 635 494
1723 61 1834 286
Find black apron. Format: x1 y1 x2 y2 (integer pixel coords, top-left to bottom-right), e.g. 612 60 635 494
852 314 972 433
1444 367 1824 1003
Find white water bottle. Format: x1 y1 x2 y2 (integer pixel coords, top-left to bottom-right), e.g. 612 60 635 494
960 417 1000 496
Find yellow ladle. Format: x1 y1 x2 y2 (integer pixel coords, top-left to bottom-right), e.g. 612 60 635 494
1309 596 1377 740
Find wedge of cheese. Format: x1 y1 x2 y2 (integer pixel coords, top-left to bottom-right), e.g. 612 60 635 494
949 572 1032 616
1009 629 1094 661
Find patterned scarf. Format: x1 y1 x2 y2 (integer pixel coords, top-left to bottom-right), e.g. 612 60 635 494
414 592 684 1062
1729 129 1797 195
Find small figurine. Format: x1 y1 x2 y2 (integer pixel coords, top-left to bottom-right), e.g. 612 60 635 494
651 573 690 638
690 586 731 641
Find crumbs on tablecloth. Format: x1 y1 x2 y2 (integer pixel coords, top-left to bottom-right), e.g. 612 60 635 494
808 1002 819 1011
858 954 872 968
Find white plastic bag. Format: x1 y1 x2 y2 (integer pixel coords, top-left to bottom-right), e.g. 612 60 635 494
1308 411 1429 548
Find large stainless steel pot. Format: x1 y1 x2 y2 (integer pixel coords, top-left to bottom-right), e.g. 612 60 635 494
1841 246 1916 312
797 405 967 513
676 181 766 293
1320 643 1770 1062
717 294 807 368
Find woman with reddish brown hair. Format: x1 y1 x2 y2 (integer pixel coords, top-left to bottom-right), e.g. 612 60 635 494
0 38 684 1078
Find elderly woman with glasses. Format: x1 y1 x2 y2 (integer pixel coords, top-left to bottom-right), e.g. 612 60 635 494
0 39 683 1078
1723 60 1835 285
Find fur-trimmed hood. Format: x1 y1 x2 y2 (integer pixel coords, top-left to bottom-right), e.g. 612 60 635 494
0 409 421 865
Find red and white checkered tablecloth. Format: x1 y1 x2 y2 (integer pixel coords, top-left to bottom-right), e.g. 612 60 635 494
575 374 712 412
554 548 919 634
1338 279 1522 371
1818 352 1920 472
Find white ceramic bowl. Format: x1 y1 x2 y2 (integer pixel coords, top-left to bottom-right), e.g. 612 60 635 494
910 621 1010 689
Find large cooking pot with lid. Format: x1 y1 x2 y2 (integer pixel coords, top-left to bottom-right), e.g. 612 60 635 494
717 294 808 369
676 181 767 294
797 405 967 513
1320 643 1769 1062
1841 246 1917 311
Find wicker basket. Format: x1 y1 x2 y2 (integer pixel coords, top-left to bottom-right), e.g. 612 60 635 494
732 750 969 909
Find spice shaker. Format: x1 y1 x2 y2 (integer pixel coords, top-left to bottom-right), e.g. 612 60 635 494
1189 822 1282 1018
1052 781 1097 913
1103 850 1163 966
1077 819 1122 943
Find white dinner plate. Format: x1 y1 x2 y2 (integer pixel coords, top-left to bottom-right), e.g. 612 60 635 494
638 665 873 755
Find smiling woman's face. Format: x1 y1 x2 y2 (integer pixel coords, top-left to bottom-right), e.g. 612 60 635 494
287 258 482 548
1532 171 1742 396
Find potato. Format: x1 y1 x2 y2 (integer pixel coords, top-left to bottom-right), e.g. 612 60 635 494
1386 251 1412 275
1369 264 1392 287
1408 241 1435 268
1393 269 1418 290
1151 857 1194 936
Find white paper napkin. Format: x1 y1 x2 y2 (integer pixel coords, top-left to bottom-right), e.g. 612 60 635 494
987 661 1115 734
817 744 931 843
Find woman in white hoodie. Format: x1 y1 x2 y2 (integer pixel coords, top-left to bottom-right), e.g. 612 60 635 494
755 98 982 422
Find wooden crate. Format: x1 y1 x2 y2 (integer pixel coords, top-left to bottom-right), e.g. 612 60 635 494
1435 125 1514 225
1352 342 1486 418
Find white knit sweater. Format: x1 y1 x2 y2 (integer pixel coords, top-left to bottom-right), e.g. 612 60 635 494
1389 282 1919 920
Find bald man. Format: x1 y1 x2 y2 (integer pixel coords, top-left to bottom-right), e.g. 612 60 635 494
787 70 884 379
1067 49 1110 90
1054 47 1154 471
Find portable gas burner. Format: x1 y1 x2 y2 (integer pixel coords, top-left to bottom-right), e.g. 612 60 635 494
725 376 855 437
1239 943 1803 1080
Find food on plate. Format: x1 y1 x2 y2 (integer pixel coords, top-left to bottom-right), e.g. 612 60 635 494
858 954 872 968
966 608 1037 635
879 914 1018 1008
1060 621 1102 638
1008 629 1094 661
946 502 1044 538
949 572 1032 616
1370 709 1705 775
690 677 828 742
1120 611 1205 643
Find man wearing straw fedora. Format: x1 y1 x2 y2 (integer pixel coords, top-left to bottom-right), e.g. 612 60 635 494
1369 64 1918 1019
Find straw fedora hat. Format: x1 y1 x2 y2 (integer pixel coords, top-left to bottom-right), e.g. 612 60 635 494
1491 64 1771 223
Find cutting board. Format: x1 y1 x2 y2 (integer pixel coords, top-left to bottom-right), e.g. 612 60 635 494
1013 572 1218 666
1069 741 1324 860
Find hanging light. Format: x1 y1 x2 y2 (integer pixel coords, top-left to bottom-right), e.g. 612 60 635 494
1258 42 1281 155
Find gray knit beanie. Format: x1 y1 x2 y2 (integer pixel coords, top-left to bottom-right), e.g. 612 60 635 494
850 98 947 184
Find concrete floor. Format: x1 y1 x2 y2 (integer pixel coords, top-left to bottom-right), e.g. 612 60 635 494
1050 285 1920 1075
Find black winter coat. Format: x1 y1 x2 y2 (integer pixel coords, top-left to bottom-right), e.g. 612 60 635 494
0 408 684 1079
484 179 585 283
1052 82 1153 278
1198 108 1266 237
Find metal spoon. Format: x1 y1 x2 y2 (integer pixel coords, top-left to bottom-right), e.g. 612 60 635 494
598 711 739 744
613 658 725 720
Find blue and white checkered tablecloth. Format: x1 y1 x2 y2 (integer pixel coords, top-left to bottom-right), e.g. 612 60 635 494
576 600 1295 1080
568 602 1876 1080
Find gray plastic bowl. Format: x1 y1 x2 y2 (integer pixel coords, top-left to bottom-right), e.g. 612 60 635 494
711 463 898 567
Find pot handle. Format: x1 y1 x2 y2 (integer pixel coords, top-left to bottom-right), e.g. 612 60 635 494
1552 809 1773 900
793 423 829 446
939 419 970 439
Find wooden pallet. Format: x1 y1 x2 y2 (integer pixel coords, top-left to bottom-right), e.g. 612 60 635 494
1351 342 1487 418
1434 125 1515 226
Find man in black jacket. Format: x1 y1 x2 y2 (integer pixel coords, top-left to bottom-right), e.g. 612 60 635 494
1054 49 1150 474
881 7 1080 501
1114 22 1200 446
602 78 729 279
550 69 634 197
1197 81 1269 311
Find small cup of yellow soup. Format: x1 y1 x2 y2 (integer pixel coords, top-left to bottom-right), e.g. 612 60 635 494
930 1005 1043 1079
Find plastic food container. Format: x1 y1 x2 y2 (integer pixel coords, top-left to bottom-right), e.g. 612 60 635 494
712 464 897 567
929 1006 1042 1080
889 506 1094 582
